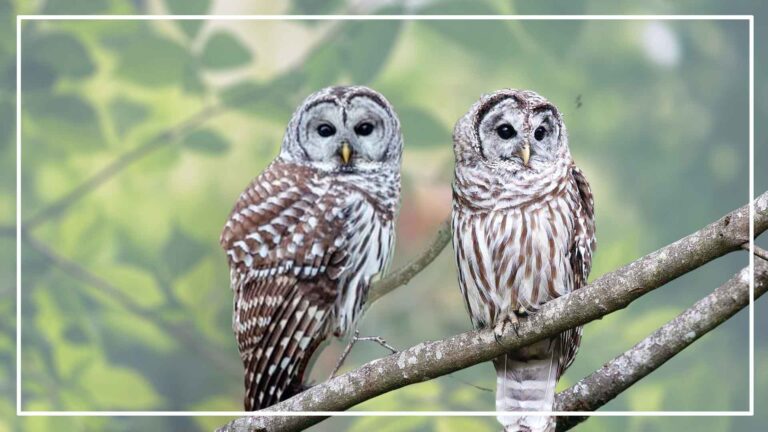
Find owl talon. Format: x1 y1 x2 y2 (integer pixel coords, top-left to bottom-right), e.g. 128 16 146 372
493 316 519 344
511 320 520 337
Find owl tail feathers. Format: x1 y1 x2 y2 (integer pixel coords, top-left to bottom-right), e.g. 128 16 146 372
493 339 560 432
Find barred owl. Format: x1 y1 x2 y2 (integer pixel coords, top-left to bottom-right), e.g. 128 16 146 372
451 90 596 431
220 86 402 410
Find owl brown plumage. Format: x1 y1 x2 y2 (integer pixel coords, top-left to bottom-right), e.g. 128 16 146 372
451 90 595 431
221 86 402 410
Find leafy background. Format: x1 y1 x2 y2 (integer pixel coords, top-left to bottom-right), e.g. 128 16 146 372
1 0 767 431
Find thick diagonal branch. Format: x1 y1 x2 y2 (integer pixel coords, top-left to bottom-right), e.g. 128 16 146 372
216 192 767 432
555 258 768 431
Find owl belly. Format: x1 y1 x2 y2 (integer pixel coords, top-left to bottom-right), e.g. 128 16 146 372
453 203 573 328
333 202 395 336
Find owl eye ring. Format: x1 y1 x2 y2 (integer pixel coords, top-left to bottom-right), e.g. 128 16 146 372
534 126 547 141
496 124 517 140
354 122 375 136
317 123 336 137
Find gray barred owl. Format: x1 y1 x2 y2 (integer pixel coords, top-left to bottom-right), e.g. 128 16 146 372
451 90 595 431
220 86 402 410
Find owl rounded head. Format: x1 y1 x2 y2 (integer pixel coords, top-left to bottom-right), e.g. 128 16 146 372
280 85 403 173
453 89 571 172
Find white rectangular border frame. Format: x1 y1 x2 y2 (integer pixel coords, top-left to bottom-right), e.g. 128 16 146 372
16 14 755 418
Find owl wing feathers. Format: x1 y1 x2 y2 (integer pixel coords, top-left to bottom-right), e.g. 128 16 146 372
558 165 597 375
221 161 352 409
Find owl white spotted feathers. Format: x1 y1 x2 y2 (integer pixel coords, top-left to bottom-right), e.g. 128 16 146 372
451 90 596 431
220 86 402 410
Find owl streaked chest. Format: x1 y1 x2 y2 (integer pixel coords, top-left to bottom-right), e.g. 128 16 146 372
452 169 579 328
326 170 400 335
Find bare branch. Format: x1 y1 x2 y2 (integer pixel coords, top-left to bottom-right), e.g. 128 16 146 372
215 192 767 432
742 243 768 262
15 20 349 232
23 104 224 230
368 219 451 304
555 258 768 431
23 232 240 376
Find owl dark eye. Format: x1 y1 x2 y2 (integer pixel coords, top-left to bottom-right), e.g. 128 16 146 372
496 124 516 140
534 126 547 141
354 122 374 136
317 123 336 137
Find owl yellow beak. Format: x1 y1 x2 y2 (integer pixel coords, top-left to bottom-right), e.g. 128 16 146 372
340 142 352 165
519 141 531 167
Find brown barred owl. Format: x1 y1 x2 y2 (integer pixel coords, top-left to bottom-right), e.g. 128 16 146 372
220 86 402 410
451 89 596 431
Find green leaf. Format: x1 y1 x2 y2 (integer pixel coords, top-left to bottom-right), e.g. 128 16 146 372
199 32 252 70
161 226 207 279
115 33 192 87
219 80 266 109
420 1 518 60
20 59 57 92
109 97 148 137
304 44 342 89
515 0 586 56
80 360 162 409
165 0 210 38
115 228 158 273
0 100 11 149
290 0 342 15
398 107 448 148
219 72 305 121
341 21 401 83
63 324 89 345
42 0 110 14
25 94 104 151
182 129 230 155
182 62 205 94
27 32 94 79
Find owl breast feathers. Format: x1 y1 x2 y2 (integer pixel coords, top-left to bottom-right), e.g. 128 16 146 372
220 86 402 410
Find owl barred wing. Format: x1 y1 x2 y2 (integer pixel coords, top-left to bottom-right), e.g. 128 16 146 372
240 276 334 408
559 165 597 374
221 161 349 282
571 166 596 283
221 161 351 409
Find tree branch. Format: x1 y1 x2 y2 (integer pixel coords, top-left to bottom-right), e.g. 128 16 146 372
368 219 451 304
23 104 225 230
216 192 767 432
555 258 768 430
742 243 768 262
13 19 350 232
23 232 241 376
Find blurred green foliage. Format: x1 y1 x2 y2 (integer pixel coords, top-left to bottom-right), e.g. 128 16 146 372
1 0 767 432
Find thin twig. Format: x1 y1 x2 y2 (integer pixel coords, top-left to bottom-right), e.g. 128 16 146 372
23 104 222 230
330 330 398 379
19 19 349 231
555 258 768 430
445 374 493 393
742 242 768 262
215 191 768 432
23 233 240 375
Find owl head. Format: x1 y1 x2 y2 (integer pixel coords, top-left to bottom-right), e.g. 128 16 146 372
454 89 571 172
280 86 403 173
